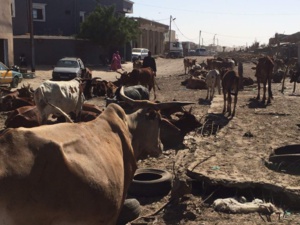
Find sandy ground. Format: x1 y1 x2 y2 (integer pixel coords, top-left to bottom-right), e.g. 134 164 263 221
2 55 300 224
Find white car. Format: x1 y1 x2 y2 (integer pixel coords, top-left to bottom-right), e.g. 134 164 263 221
52 57 86 81
131 48 149 61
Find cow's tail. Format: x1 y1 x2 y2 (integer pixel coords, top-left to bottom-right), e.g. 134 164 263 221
46 102 74 123
36 87 74 123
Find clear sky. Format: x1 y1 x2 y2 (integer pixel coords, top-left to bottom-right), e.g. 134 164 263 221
129 0 300 48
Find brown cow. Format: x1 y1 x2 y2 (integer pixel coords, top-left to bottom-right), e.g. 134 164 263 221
5 105 41 128
183 58 197 74
182 76 207 89
252 56 274 104
118 68 159 99
0 87 194 225
220 69 239 117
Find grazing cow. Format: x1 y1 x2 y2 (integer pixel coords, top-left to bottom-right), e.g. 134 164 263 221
183 58 197 74
118 68 159 99
252 56 274 104
220 69 239 117
205 69 221 100
34 79 85 124
0 87 190 225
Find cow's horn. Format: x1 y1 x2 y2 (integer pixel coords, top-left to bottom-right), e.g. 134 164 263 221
119 86 156 108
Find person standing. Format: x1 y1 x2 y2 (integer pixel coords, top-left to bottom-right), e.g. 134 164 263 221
110 51 122 71
142 51 157 75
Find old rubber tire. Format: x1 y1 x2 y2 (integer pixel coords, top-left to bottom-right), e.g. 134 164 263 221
128 168 173 197
10 77 19 88
117 198 141 225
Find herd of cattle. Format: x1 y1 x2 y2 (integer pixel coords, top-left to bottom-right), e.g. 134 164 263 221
182 55 299 117
0 54 299 224
0 64 203 224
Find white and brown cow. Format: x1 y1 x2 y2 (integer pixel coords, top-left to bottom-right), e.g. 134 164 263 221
205 69 221 101
34 79 85 124
0 87 193 225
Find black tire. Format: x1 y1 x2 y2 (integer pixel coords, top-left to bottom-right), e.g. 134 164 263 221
128 168 173 197
10 76 19 88
272 144 300 155
117 198 141 225
269 154 300 164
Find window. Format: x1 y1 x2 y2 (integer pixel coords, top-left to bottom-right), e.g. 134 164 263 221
79 11 85 23
32 3 46 22
11 0 15 17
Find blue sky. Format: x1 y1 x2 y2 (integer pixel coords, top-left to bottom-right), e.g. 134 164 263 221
129 0 300 47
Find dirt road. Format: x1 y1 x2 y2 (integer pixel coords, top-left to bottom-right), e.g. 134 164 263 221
2 55 300 224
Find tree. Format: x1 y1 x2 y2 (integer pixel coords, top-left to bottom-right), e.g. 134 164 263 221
77 5 140 55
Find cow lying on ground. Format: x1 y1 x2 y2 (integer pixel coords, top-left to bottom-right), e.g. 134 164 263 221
117 68 160 99
4 105 40 128
252 56 274 104
0 87 192 225
34 79 85 124
106 85 150 108
5 103 103 128
205 69 221 100
182 76 207 89
0 84 35 111
220 69 240 117
183 58 197 74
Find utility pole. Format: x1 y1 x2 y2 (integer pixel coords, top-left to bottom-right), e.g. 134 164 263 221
169 15 172 46
199 30 201 48
27 0 35 72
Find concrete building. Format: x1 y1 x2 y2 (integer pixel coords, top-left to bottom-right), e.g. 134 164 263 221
131 17 169 56
0 0 14 65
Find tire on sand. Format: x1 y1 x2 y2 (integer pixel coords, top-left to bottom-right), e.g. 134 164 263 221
128 168 173 197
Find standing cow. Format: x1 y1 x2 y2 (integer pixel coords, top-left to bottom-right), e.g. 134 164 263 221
252 56 274 104
34 79 85 124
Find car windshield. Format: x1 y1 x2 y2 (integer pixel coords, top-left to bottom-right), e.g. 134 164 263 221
0 62 9 70
56 60 79 68
132 49 142 53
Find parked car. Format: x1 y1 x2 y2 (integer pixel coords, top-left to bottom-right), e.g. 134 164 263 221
52 57 87 81
0 61 23 88
131 48 149 61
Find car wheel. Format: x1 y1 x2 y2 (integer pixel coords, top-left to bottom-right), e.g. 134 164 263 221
10 77 19 88
128 168 173 197
117 198 141 225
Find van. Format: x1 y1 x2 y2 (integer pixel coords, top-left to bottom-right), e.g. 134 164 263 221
195 48 208 56
131 48 149 61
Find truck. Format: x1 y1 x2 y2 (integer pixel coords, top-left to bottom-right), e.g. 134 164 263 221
164 42 184 58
